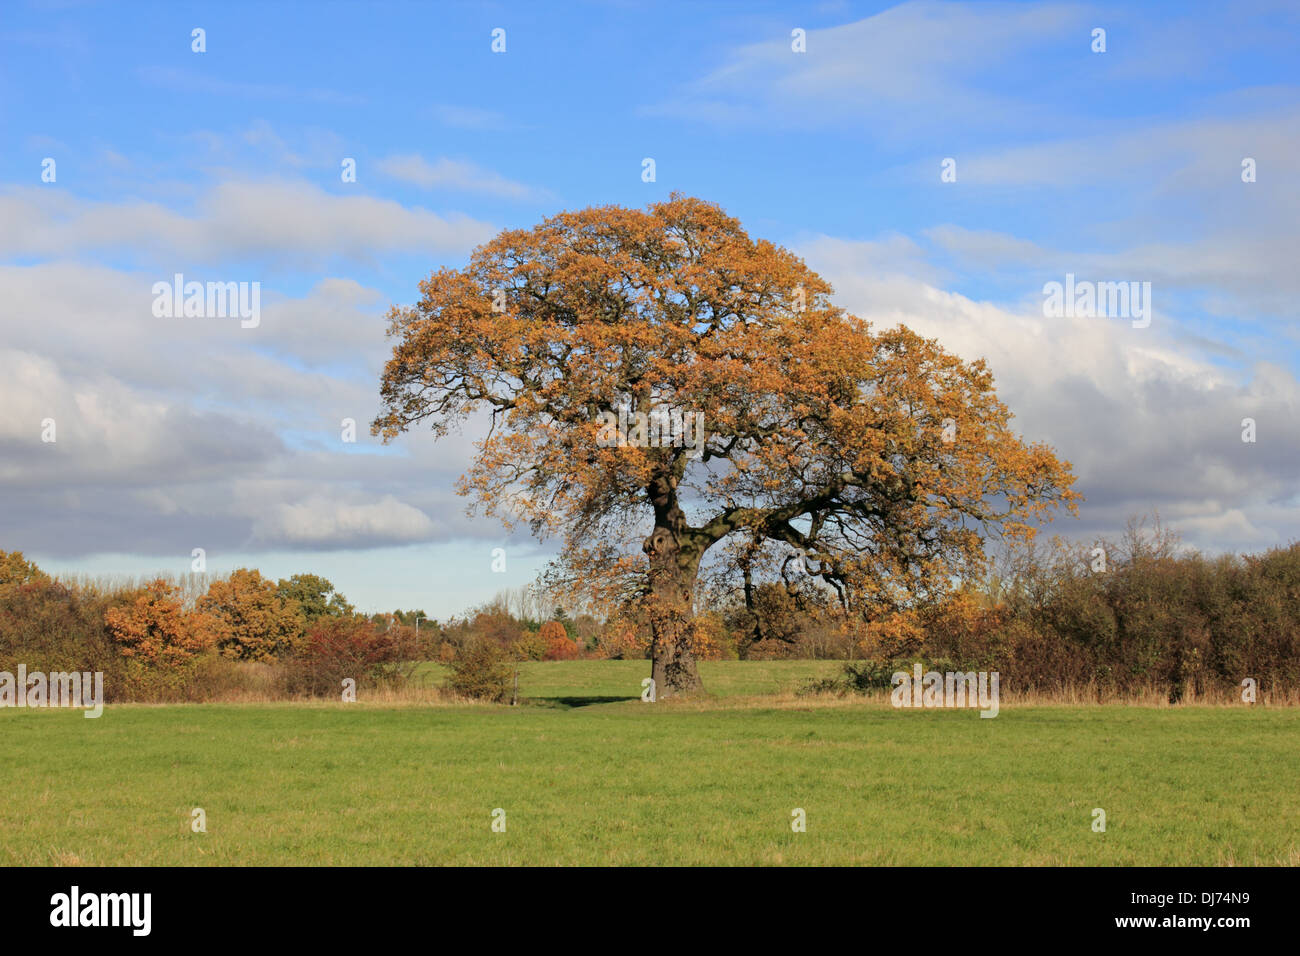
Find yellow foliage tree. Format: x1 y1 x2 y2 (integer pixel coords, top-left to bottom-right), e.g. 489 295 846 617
196 568 304 662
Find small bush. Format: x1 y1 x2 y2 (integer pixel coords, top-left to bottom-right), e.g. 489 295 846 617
282 616 407 698
104 578 213 669
512 631 548 661
543 635 578 660
802 657 962 696
595 614 649 660
538 620 567 643
443 639 516 702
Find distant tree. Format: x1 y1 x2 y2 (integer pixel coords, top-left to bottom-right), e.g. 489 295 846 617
572 612 601 650
286 615 406 697
104 579 213 668
473 609 524 648
537 620 569 644
373 196 1079 696
510 630 547 660
390 608 430 627
275 573 353 622
0 556 116 676
543 634 579 660
0 550 51 592
198 569 304 661
538 618 578 659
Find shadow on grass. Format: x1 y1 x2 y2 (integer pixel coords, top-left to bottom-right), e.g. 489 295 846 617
529 695 639 709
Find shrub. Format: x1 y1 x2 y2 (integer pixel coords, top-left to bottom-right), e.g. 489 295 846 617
538 620 568 643
596 613 649 660
0 571 121 694
543 635 578 660
282 616 406 698
512 630 549 661
104 579 213 669
443 639 516 702
802 657 962 696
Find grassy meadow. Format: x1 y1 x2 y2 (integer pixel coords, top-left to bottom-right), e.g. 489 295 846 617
2 661 1297 866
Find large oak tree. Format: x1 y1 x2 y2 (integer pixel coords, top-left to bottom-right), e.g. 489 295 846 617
373 196 1079 696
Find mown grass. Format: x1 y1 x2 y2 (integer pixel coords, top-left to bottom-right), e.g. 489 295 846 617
1 661 1296 865
412 658 843 705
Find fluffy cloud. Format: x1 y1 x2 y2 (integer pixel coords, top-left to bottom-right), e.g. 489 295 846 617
0 180 495 267
377 154 542 199
0 256 488 558
799 236 1300 554
255 493 435 547
645 1 1082 134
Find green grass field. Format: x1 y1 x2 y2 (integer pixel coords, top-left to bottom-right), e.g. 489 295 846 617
2 661 1297 865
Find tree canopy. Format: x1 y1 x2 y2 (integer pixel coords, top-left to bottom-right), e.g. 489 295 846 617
374 195 1079 695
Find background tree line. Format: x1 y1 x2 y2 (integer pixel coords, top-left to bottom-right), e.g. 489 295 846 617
2 513 1297 703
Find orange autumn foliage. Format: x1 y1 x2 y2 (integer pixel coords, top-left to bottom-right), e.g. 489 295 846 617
538 620 568 643
685 611 728 660
538 619 578 659
196 568 304 662
374 195 1080 695
104 578 213 668
543 635 579 660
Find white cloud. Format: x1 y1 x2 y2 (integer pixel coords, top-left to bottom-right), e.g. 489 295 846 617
430 104 513 130
955 106 1300 190
644 1 1082 133
0 180 496 266
256 494 435 547
376 154 542 200
0 261 488 557
0 347 283 488
798 234 1300 555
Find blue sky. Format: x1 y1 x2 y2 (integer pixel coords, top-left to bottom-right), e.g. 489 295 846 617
2 0 1298 617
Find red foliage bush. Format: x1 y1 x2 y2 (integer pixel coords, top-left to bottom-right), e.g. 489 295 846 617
283 616 408 697
543 635 579 660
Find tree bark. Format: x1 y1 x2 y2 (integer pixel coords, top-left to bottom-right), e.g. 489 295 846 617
644 525 703 698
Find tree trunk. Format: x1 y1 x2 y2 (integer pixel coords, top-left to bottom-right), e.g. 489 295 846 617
644 525 703 698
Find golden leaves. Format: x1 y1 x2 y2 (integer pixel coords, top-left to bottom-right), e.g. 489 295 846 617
104 579 213 668
374 196 1080 622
